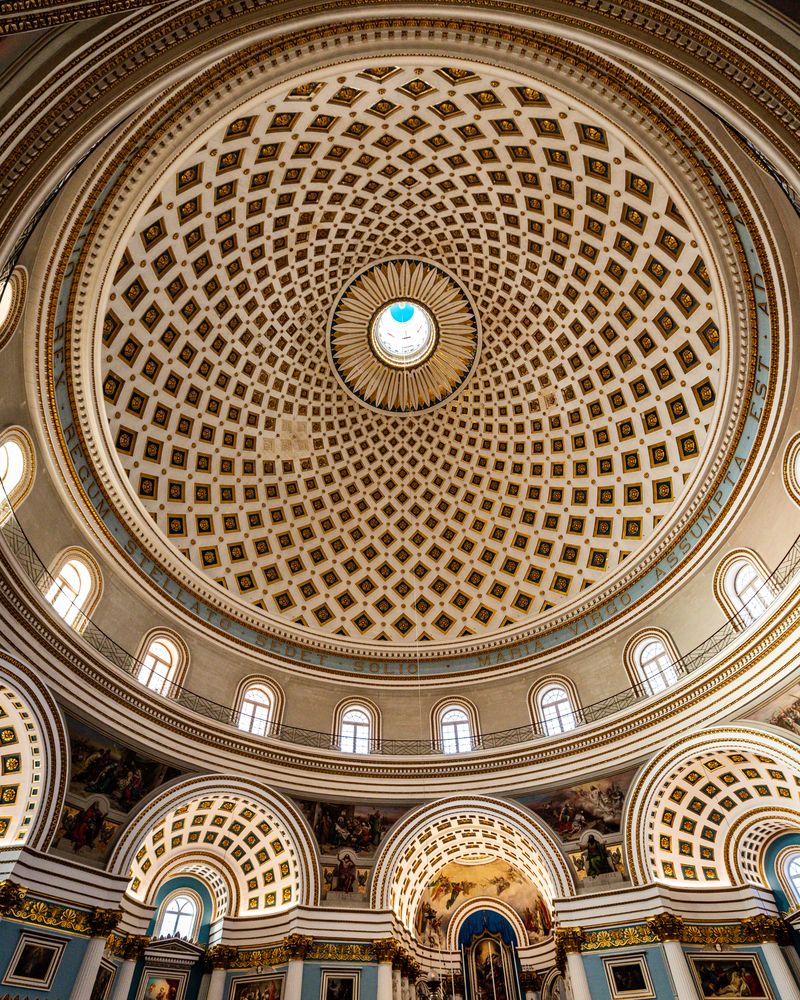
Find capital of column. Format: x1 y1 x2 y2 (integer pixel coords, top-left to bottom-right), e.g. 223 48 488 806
404 958 422 983
284 934 314 961
740 915 788 944
206 944 239 970
556 927 584 954
121 934 150 961
0 880 27 915
519 970 542 991
373 939 400 964
88 907 123 938
646 914 685 942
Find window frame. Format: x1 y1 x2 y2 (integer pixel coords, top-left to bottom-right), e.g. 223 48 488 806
155 888 203 941
0 426 35 523
714 549 776 630
624 629 681 696
136 630 189 699
431 698 480 754
530 678 581 737
332 699 380 755
43 548 102 633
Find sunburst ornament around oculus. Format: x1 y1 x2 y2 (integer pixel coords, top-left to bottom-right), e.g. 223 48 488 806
328 258 480 412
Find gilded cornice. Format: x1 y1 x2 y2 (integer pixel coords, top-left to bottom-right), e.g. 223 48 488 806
0 883 120 937
569 915 790 951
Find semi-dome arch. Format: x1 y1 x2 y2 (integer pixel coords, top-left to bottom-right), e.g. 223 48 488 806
371 795 574 935
624 726 800 888
108 774 320 913
0 654 67 851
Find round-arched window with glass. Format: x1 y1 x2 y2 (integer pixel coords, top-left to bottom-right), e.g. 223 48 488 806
159 892 199 939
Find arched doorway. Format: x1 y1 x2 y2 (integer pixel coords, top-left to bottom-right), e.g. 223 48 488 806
459 911 522 1000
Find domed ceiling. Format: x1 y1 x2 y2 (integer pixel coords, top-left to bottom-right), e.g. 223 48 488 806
95 60 725 648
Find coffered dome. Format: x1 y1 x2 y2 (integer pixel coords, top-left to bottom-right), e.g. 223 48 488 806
47 37 767 673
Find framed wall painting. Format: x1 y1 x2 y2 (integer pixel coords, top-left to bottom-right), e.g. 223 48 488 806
90 960 117 1000
228 973 284 1000
688 953 773 999
134 968 189 1000
603 953 655 999
320 969 360 1000
2 931 67 990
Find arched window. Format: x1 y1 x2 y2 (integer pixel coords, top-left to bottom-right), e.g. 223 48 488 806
536 683 578 736
784 434 800 507
627 631 680 695
138 635 183 696
0 267 26 351
238 684 274 736
786 854 800 905
157 891 200 940
440 706 473 753
339 706 372 754
717 551 774 628
44 550 101 631
0 426 34 521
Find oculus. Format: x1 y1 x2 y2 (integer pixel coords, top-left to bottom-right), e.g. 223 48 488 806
328 258 480 412
371 300 436 367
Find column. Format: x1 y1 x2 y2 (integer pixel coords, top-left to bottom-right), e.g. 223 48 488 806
205 945 239 1000
556 929 590 1000
284 934 314 1000
373 940 399 1000
110 935 148 1000
646 915 697 999
393 963 402 1000
71 908 122 1000
741 916 800 1000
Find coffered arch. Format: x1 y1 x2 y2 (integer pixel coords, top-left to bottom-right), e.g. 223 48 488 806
371 795 574 934
0 655 67 852
108 774 320 915
624 726 800 888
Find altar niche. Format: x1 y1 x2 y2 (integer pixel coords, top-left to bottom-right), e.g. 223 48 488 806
459 912 522 1000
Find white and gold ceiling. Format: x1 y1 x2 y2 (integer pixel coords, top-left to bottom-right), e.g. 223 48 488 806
42 22 776 675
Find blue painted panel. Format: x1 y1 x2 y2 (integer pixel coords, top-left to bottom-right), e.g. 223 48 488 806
0 918 89 1000
581 943 672 999
300 960 378 1000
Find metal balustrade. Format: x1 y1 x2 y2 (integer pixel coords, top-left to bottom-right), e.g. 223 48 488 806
2 487 799 756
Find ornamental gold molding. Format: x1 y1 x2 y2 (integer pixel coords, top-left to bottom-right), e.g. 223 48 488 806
0 881 115 936
373 938 401 963
232 942 378 967
285 934 314 960
205 944 240 970
107 934 150 961
575 915 791 952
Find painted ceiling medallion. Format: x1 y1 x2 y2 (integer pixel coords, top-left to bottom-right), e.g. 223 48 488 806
328 258 480 412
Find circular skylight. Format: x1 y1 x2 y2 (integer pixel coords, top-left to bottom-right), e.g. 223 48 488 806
371 300 436 367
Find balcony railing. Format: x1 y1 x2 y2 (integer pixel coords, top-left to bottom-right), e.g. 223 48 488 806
2 487 799 756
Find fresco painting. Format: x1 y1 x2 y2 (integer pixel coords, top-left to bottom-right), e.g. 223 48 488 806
747 682 800 736
415 859 552 946
570 836 626 881
52 717 185 866
518 769 637 842
298 799 408 856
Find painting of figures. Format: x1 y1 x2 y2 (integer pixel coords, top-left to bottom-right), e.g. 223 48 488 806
415 859 552 946
688 954 772 998
298 799 407 856
747 682 800 736
54 802 121 861
67 717 183 812
570 837 626 881
518 769 637 842
228 973 283 1000
51 717 186 867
